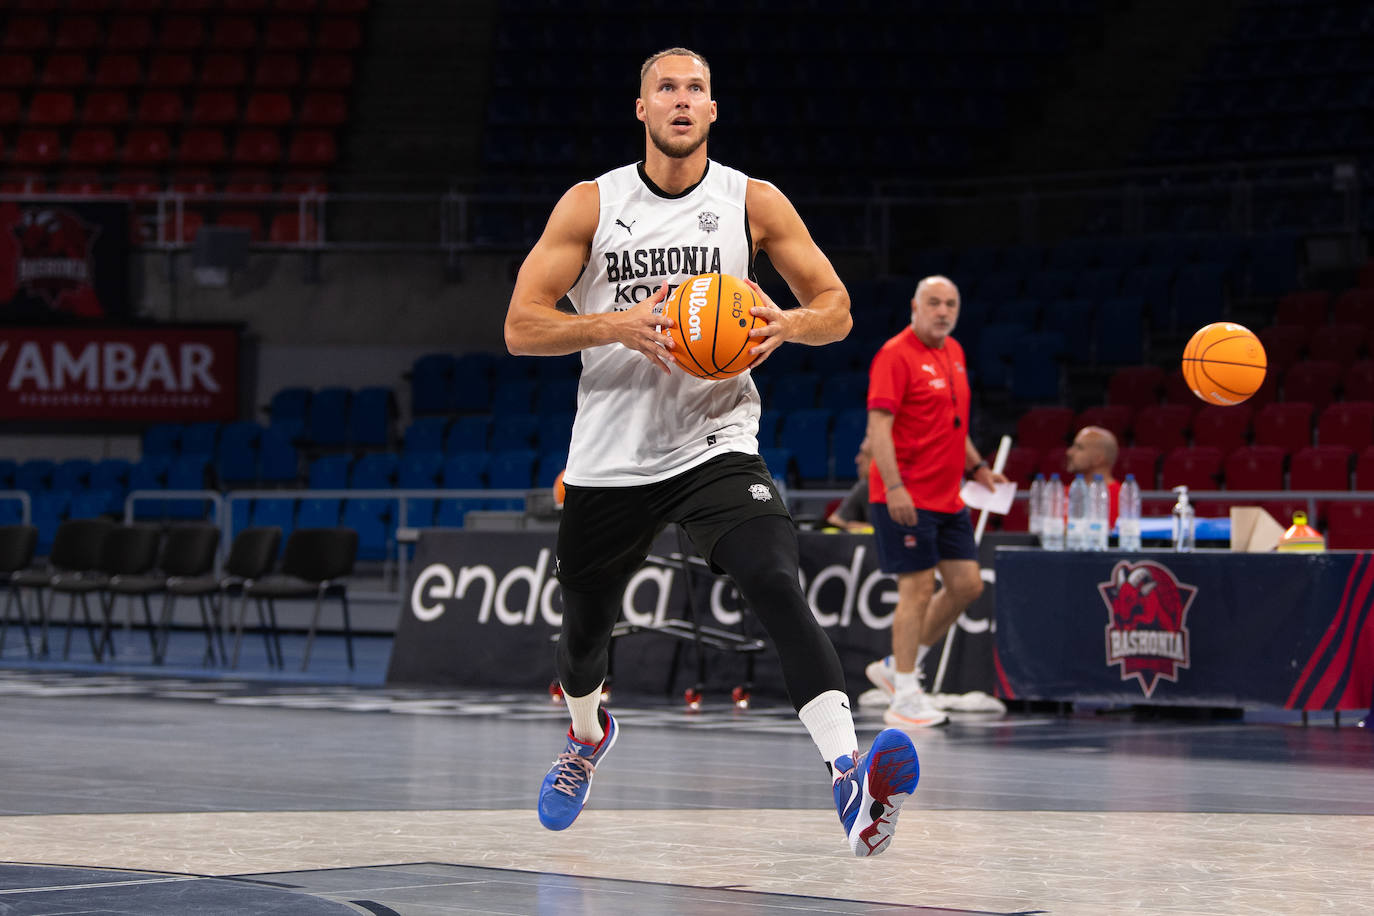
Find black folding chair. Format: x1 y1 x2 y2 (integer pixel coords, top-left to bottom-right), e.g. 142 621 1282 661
244 527 358 671
11 518 115 658
109 522 219 663
0 525 39 657
53 524 161 660
185 526 284 669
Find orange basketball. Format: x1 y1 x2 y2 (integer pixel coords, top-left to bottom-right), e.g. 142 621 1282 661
662 272 764 380
552 469 565 507
1181 322 1267 406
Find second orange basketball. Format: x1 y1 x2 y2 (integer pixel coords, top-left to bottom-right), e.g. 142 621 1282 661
664 273 763 380
1181 322 1267 406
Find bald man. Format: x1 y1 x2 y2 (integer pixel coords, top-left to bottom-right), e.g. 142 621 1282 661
1065 425 1121 525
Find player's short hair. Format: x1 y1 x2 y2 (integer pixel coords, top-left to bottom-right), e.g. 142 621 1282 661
639 47 711 92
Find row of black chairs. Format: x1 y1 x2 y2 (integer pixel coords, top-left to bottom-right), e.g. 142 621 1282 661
0 520 357 671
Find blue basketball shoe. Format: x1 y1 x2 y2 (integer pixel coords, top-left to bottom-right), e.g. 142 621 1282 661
832 727 920 857
537 709 618 831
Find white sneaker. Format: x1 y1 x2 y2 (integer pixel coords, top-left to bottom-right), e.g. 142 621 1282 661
930 691 1008 715
864 656 896 697
857 687 890 709
883 688 949 729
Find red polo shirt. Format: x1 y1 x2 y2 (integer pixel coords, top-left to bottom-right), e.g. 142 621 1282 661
867 328 970 513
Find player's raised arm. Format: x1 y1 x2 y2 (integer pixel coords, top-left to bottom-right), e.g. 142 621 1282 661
743 178 851 360
504 182 676 371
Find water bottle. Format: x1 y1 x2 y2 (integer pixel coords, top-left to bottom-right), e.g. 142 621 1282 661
1042 473 1065 550
1118 474 1142 551
1028 474 1045 536
1171 484 1195 552
1067 473 1089 550
1089 474 1109 551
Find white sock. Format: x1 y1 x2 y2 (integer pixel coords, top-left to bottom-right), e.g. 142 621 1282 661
916 644 930 665
564 685 604 746
893 669 920 696
797 690 858 778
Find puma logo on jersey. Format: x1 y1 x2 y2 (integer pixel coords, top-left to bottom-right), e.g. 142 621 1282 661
615 218 635 235
921 364 937 375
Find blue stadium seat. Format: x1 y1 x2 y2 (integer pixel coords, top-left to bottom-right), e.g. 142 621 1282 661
52 459 93 492
89 458 131 493
974 323 1022 389
69 488 117 520
769 372 820 411
217 420 262 486
404 416 448 454
1121 264 1174 328
297 497 341 528
1171 262 1229 334
180 422 219 459
446 415 491 454
451 352 496 412
536 450 568 487
1011 335 1064 403
759 447 794 480
350 453 398 489
992 298 1040 331
308 454 352 489
15 459 56 494
0 459 16 490
488 448 538 489
142 423 181 456
1075 267 1123 302
493 355 537 384
399 451 444 489
410 353 456 414
1043 298 1096 360
1024 268 1076 303
779 409 834 482
0 498 22 526
1095 296 1145 365
229 497 254 540
435 497 482 527
250 498 296 546
348 387 395 447
343 498 393 560
307 387 351 447
442 452 487 488
31 491 70 554
491 379 536 414
537 410 576 452
818 371 869 411
533 377 579 414
269 387 311 428
404 497 436 529
831 408 868 480
167 456 211 518
534 353 581 382
258 427 300 484
490 413 540 450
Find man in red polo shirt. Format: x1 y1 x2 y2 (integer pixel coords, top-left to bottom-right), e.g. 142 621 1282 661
864 275 1006 728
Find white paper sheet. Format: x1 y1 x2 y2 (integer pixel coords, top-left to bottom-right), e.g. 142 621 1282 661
960 480 1017 515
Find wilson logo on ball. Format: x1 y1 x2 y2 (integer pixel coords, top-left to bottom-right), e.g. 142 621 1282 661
664 272 763 380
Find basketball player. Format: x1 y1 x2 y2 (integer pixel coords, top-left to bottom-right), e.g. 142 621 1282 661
864 275 1008 728
504 48 919 857
1065 425 1121 525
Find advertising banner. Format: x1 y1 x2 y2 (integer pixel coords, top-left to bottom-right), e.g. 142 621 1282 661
0 201 131 321
387 528 1009 699
994 547 1374 711
0 325 239 421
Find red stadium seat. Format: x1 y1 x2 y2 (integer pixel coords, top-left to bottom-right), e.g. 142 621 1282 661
0 178 43 195
169 209 205 244
26 91 74 125
178 129 228 166
269 210 321 243
1223 445 1285 491
1344 360 1374 401
1075 405 1133 442
191 91 239 124
201 54 248 87
148 54 195 87
1037 448 1068 480
209 17 258 49
244 91 293 126
253 55 301 87
106 16 154 50
112 171 161 197
280 174 328 193
1261 499 1311 529
158 15 205 49
1000 447 1040 488
216 209 264 241
12 129 60 165
1306 324 1367 367
81 91 130 124
135 91 184 125
1132 404 1193 451
1291 444 1353 487
224 171 273 194
233 129 283 166
0 92 21 123
1191 403 1253 452
1253 401 1313 454
1161 366 1200 405
0 54 34 86
1317 401 1374 452
1325 502 1374 549
1357 447 1374 490
306 55 354 88
1160 446 1223 492
122 128 171 166
54 16 102 50
1016 406 1075 450
287 130 337 167
3 17 50 51
317 17 362 50
1282 360 1342 411
39 54 87 87
1256 324 1308 374
1107 365 1163 410
68 128 118 165
1115 445 1162 489
300 91 348 126
94 54 142 87
1275 290 1329 326
264 17 312 50
998 500 1029 532
170 169 215 193
1331 288 1374 329
54 173 103 195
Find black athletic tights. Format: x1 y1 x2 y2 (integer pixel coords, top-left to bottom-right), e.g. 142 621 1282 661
556 515 847 710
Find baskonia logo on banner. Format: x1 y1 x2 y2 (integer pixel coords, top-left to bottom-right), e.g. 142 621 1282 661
1097 560 1197 698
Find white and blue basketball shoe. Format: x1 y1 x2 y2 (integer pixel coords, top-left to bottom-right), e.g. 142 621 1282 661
537 709 618 831
832 727 920 857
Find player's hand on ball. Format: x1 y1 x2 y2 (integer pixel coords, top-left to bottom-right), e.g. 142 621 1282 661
618 283 677 375
742 278 787 367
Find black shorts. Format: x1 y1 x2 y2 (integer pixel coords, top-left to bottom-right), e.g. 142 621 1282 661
870 503 977 574
555 452 792 591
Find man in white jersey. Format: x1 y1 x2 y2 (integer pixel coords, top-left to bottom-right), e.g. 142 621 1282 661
504 47 920 858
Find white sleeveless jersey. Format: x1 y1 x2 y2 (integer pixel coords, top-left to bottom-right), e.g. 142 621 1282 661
562 160 760 487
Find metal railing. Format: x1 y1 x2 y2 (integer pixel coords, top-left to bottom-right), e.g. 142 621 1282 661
0 491 32 526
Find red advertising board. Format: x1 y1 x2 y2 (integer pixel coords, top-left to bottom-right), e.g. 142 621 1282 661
0 326 239 421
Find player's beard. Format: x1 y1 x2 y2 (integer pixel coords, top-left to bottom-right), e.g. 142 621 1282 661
648 121 710 159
